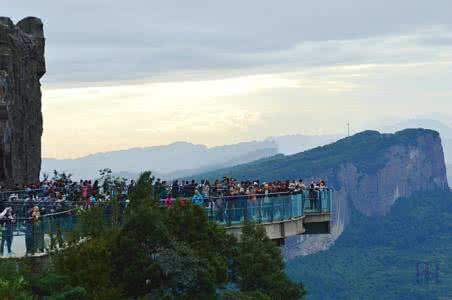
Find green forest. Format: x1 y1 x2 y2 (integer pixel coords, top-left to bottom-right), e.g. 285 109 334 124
0 172 304 300
287 191 452 300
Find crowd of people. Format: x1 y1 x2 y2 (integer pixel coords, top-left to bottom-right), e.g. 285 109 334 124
154 177 328 225
154 177 329 224
154 177 328 206
0 178 105 257
0 175 329 257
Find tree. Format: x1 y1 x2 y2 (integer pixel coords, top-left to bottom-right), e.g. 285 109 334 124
111 206 170 298
54 230 123 300
151 241 218 299
0 276 32 300
235 222 306 299
0 260 88 300
52 170 72 183
27 273 88 300
222 290 271 300
166 201 236 286
127 171 155 214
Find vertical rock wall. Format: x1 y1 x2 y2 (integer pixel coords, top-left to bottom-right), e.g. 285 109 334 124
0 17 45 187
284 129 449 258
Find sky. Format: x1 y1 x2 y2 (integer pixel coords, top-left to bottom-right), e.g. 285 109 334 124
6 0 452 159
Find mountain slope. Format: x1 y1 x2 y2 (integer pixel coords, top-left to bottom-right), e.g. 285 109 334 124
194 129 449 255
448 164 452 187
196 129 448 216
159 147 278 180
287 191 452 300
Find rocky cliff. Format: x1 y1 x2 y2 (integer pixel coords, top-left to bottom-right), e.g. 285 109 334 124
0 17 45 186
196 129 449 256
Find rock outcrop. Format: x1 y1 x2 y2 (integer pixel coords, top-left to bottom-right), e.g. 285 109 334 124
289 129 448 256
0 17 45 186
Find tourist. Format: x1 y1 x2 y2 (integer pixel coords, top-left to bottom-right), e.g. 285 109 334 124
172 180 180 198
0 207 15 256
192 189 204 206
89 194 97 206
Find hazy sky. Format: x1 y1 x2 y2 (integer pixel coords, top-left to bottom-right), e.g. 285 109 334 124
7 0 452 158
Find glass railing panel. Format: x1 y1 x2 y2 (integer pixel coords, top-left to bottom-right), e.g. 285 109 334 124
319 189 330 213
1 210 78 258
303 190 317 213
180 190 331 224
259 199 273 223
275 195 285 221
225 206 245 225
1 189 333 258
301 189 332 214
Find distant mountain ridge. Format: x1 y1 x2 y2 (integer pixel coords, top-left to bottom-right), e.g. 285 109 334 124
42 140 279 180
42 133 341 180
42 120 451 187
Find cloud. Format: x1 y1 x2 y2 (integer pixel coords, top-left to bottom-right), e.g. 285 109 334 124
5 0 452 158
6 0 452 85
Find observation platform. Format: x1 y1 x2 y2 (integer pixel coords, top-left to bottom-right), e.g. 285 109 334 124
204 190 332 243
0 189 332 258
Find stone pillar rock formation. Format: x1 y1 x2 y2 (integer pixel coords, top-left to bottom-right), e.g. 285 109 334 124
0 17 45 187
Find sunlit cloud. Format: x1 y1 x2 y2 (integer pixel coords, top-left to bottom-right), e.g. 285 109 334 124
36 24 452 159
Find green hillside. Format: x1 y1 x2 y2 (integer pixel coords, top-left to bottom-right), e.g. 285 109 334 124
192 129 438 183
286 191 452 300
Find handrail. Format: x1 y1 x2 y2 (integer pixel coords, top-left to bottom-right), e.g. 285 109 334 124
1 200 74 205
14 208 78 221
0 188 45 194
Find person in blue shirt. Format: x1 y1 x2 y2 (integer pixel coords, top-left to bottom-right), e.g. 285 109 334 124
89 195 97 206
192 189 204 206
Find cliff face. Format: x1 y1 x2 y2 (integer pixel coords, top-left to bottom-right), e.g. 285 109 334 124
0 17 45 186
306 130 448 256
336 130 448 217
196 129 449 256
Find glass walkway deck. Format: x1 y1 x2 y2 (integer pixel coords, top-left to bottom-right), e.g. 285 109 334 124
0 189 332 258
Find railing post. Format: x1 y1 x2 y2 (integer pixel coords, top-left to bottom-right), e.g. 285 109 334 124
289 193 293 219
258 196 262 223
302 191 306 215
227 199 232 226
244 196 248 222
210 199 214 222
270 198 274 222
299 193 303 216
319 190 323 212
329 189 332 212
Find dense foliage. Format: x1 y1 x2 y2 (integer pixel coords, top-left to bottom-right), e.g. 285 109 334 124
286 191 452 300
0 172 305 299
